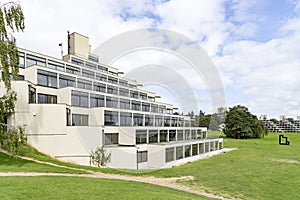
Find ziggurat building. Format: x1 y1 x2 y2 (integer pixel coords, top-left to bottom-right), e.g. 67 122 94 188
0 32 223 169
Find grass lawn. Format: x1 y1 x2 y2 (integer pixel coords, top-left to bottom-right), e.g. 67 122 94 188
0 176 211 200
141 133 300 199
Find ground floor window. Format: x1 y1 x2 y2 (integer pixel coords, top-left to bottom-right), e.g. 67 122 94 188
176 146 183 160
159 130 168 142
177 130 183 141
192 144 198 156
104 133 118 145
137 151 148 163
165 147 174 162
72 114 88 126
148 130 158 143
169 130 176 141
184 145 191 157
199 143 204 154
136 130 147 144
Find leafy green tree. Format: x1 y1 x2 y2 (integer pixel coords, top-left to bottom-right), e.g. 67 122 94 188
0 1 25 154
90 146 111 167
224 105 268 139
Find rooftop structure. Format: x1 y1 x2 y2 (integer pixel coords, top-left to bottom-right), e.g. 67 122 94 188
0 32 223 169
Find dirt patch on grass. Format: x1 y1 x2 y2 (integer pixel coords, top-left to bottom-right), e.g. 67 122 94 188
271 158 300 164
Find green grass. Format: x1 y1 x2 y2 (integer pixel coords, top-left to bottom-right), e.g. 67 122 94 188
0 152 86 174
0 176 211 200
140 133 300 199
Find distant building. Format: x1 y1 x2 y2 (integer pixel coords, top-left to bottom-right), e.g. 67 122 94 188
0 32 223 169
260 115 300 133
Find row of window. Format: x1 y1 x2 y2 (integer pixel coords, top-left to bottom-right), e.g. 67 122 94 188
135 129 205 144
104 111 190 127
70 90 175 115
165 141 223 163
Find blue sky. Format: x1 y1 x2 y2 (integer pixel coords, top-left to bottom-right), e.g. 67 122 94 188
14 0 300 119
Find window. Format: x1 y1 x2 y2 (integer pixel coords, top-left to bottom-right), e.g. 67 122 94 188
26 54 46 67
106 96 118 108
90 94 104 107
148 96 155 102
197 130 202 139
136 130 147 144
19 52 25 68
107 85 118 95
120 112 132 126
71 90 88 108
185 130 191 140
142 103 150 112
171 117 178 127
192 144 198 156
38 93 57 104
72 114 88 126
154 115 163 127
93 82 106 93
164 116 170 127
210 142 216 151
104 133 118 145
149 130 158 143
169 130 176 141
28 86 36 103
129 84 137 89
66 108 71 126
159 130 168 142
108 71 118 76
37 69 57 88
151 104 158 113
131 101 140 111
48 60 64 71
166 109 173 115
77 79 92 90
71 57 84 66
205 142 210 152
66 65 80 75
96 73 107 82
140 93 147 100
165 147 174 162
119 80 128 87
82 69 94 79
191 130 197 139
184 145 191 157
130 91 138 99
185 120 191 127
98 65 108 73
159 106 166 114
176 146 183 160
145 115 153 126
199 143 204 154
219 142 223 149
179 118 184 127
133 113 143 126
86 61 97 70
137 151 148 163
119 99 130 109
108 76 118 84
104 111 118 126
88 55 99 63
119 88 129 97
59 74 76 88
177 130 184 141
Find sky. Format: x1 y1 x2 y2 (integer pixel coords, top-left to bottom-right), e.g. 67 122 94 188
11 0 300 119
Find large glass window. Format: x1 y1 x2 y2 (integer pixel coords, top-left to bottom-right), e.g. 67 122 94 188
164 116 170 127
148 96 155 102
185 130 191 140
71 90 88 108
131 101 141 111
82 69 94 79
106 96 118 108
48 60 64 71
185 120 191 127
119 88 129 97
90 94 104 107
119 99 130 109
130 91 138 99
140 93 147 100
96 73 107 82
28 86 36 103
71 57 84 66
26 54 46 67
176 146 183 160
38 93 57 104
159 106 166 114
93 82 106 93
177 130 184 141
133 113 143 126
155 115 163 126
142 103 150 112
169 130 176 141
98 65 108 73
19 52 25 68
107 85 118 95
171 117 178 127
66 65 80 75
108 76 118 84
149 130 158 143
136 130 147 144
104 133 118 145
184 145 191 157
159 130 168 142
205 142 210 152
59 74 76 88
137 151 148 163
72 114 88 126
88 55 99 63
192 144 198 156
37 69 57 88
165 147 174 162
191 130 197 139
120 112 132 126
104 111 118 126
199 143 204 154
145 115 153 126
179 118 184 127
151 104 158 113
86 61 97 70
119 80 128 87
77 79 92 90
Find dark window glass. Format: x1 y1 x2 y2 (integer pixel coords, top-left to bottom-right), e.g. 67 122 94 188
88 55 99 63
176 146 183 160
77 79 92 90
59 74 76 88
149 130 158 143
82 69 94 79
98 65 108 73
119 80 128 87
131 100 140 111
159 130 168 142
86 61 97 70
177 130 184 141
130 91 138 99
107 85 118 95
90 94 104 107
119 99 130 109
108 76 118 84
133 113 143 126
38 93 57 104
169 130 176 141
28 86 36 103
104 133 118 145
137 151 148 163
145 115 153 126
154 115 163 127
48 60 64 71
185 130 191 140
120 112 132 126
71 90 88 107
199 143 205 154
71 57 84 66
104 111 118 126
26 54 46 67
37 69 57 88
165 147 174 162
159 106 166 114
136 130 147 144
151 104 158 113
119 88 129 97
93 82 106 93
72 114 88 126
192 144 198 156
164 116 170 127
171 117 178 127
66 108 71 126
106 96 118 108
19 52 25 68
184 145 191 157
140 93 147 100
142 103 150 112
66 65 80 75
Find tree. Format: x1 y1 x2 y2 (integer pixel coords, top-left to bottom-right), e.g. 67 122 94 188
0 1 25 154
90 146 111 167
224 105 268 139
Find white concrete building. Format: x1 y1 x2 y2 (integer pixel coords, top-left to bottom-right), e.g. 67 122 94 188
0 32 223 169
